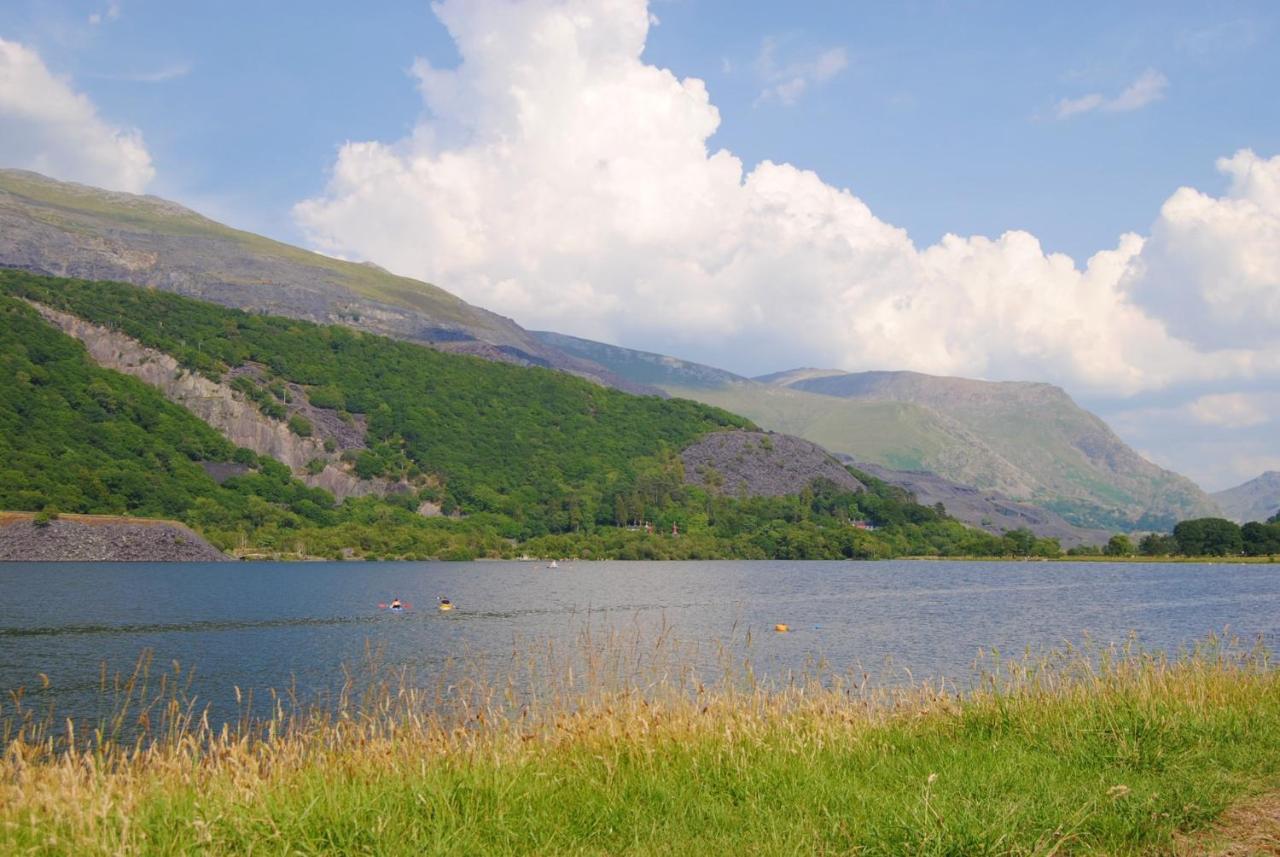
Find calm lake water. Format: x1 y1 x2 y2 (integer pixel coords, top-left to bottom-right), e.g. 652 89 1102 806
2 560 1278 727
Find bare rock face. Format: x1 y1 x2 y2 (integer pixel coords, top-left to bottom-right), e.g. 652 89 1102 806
682 431 864 498
28 302 402 501
0 514 230 562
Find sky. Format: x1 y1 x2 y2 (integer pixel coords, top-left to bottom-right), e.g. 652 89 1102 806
1 0 1278 491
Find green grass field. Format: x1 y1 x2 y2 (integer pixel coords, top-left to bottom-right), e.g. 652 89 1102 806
3 633 1279 854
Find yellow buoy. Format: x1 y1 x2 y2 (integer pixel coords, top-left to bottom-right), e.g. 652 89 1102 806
774 623 790 633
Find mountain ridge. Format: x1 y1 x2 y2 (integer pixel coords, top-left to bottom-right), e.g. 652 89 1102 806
0 169 657 396
1212 472 1280 524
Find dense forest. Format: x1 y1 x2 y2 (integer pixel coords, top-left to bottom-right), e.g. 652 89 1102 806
1 271 1060 560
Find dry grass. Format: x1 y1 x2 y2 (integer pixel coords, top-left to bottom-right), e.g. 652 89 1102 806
3 629 1280 854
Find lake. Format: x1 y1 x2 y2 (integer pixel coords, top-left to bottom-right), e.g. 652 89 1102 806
2 559 1278 728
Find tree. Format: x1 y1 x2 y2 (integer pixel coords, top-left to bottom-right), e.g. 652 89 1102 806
1138 533 1178 556
1104 534 1134 557
1173 518 1243 557
1003 528 1036 556
1242 521 1280 556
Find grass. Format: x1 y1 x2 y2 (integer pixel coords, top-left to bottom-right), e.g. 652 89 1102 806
3 631 1280 854
0 168 488 331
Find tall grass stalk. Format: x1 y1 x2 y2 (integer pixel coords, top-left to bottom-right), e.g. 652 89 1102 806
3 630 1279 854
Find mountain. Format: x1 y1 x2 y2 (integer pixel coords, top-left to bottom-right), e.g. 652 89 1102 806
534 330 746 389
1212 472 1280 524
0 169 654 395
536 333 1217 531
3 270 1025 561
847 463 1108 548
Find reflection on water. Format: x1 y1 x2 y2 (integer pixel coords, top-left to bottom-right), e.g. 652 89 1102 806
1 559 1277 726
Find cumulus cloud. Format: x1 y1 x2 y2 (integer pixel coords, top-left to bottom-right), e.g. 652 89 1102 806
0 37 154 192
753 38 848 106
1055 68 1167 119
1126 150 1280 350
295 0 1276 400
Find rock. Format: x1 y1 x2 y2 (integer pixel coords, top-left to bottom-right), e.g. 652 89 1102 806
0 513 230 562
682 431 864 498
28 301 400 502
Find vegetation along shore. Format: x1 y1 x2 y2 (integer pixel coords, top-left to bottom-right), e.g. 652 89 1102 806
2 632 1279 854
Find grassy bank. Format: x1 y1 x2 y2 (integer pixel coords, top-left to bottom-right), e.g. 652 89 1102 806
3 635 1280 854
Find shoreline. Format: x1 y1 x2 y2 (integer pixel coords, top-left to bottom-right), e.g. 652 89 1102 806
2 512 1274 564
3 636 1276 854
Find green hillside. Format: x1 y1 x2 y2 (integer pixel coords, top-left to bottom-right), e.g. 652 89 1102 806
0 272 1033 560
0 295 347 547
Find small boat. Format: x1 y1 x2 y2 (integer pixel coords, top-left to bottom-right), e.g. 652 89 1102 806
437 597 455 612
549 560 559 569
379 600 409 611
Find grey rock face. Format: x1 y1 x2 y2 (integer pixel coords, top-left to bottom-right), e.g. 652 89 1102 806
29 301 402 501
0 515 230 562
682 431 865 498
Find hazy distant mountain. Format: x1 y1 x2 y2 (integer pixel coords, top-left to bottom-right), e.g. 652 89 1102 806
533 331 748 389
849 462 1109 548
537 333 1217 531
1212 472 1280 524
0 169 653 395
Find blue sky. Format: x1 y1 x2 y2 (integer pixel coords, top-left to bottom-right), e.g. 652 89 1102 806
1 1 1279 489
4 1 1275 254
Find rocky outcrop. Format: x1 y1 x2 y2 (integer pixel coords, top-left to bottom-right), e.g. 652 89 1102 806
682 431 864 498
0 513 229 562
29 302 401 501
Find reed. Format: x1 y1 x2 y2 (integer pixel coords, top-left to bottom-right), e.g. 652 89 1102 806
3 629 1279 854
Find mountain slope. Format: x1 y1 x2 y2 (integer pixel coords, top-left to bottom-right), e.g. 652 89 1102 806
538 332 1216 530
769 369 1217 528
2 271 1021 560
849 463 1109 548
0 169 654 395
1212 472 1280 523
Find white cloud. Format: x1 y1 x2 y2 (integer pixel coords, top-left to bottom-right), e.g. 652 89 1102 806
1186 393 1272 428
295 0 1278 401
0 37 154 192
1055 68 1167 119
753 38 847 106
1126 150 1280 351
